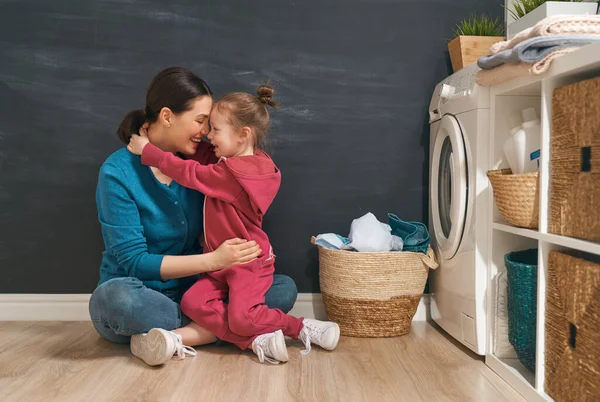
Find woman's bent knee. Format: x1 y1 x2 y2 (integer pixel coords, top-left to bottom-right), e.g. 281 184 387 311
89 277 143 320
266 275 298 314
89 277 152 341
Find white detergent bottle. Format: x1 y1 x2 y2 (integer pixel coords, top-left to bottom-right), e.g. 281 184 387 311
511 128 527 174
503 125 521 174
520 108 541 173
503 114 523 174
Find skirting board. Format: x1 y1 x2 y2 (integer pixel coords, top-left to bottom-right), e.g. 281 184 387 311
0 293 430 322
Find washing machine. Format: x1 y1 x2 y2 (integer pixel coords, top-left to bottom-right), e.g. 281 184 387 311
428 63 490 355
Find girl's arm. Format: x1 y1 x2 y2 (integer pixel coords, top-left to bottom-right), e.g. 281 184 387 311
191 140 219 166
140 142 244 203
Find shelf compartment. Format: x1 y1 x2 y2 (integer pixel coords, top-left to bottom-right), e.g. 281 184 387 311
539 232 600 257
494 223 540 240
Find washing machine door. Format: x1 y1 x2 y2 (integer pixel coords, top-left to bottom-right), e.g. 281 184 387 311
431 114 468 260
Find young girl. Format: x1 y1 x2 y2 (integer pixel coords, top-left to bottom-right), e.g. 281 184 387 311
128 85 340 364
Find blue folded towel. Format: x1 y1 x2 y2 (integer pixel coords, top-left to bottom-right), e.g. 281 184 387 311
314 233 350 250
387 213 430 254
478 35 600 70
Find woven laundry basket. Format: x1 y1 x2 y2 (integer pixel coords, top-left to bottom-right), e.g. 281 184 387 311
545 251 600 402
487 169 540 229
505 248 538 372
312 237 438 337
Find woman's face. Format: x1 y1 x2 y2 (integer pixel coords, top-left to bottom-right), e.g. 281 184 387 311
159 95 213 156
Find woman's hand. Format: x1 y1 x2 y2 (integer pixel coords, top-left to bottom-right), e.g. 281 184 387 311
211 238 261 270
161 238 262 279
127 126 150 155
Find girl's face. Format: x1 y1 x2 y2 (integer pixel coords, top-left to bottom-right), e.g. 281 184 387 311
207 107 246 159
157 96 213 156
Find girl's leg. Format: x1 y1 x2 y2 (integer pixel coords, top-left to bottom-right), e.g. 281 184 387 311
180 275 256 348
226 260 340 360
182 265 293 364
181 263 339 364
226 260 304 347
178 274 301 346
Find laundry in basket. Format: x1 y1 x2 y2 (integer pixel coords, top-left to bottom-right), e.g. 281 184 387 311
388 213 430 253
343 212 404 252
314 233 350 250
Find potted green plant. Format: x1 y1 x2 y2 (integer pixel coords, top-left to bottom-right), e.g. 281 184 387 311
505 0 599 39
447 14 505 72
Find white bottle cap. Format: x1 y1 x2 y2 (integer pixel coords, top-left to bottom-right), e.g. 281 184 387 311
521 108 538 123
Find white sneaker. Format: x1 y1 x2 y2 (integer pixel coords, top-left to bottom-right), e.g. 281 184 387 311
130 328 197 366
300 318 340 355
251 329 289 364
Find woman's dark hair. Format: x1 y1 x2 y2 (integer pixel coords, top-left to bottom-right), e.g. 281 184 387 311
117 67 212 144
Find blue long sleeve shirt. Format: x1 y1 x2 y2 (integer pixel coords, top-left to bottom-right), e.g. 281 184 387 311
96 148 204 292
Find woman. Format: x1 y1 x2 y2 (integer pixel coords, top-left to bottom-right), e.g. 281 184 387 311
89 67 298 364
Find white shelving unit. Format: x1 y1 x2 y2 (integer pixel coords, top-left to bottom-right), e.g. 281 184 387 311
485 43 600 402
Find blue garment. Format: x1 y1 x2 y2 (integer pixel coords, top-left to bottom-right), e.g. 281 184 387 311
387 213 430 253
96 148 204 293
477 35 600 70
89 275 298 344
314 233 350 250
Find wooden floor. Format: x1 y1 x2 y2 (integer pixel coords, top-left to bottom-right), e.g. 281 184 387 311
0 321 523 402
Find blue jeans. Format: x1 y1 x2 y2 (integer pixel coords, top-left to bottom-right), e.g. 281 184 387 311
89 274 298 344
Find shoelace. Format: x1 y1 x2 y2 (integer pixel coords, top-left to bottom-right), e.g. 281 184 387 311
253 334 280 364
169 332 197 360
300 324 323 355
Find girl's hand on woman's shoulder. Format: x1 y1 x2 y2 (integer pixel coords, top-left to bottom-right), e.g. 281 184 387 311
127 125 150 155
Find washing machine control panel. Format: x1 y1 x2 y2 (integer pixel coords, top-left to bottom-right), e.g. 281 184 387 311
429 63 489 123
442 65 479 100
439 83 455 100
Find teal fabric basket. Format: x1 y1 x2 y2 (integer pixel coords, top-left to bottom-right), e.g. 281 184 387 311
505 248 538 372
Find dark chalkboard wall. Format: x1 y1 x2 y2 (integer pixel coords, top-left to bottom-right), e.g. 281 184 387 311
0 0 503 293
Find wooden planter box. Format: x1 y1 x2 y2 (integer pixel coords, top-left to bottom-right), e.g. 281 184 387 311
448 36 504 72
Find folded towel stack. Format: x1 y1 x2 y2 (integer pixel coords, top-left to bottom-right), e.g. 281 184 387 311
475 15 600 87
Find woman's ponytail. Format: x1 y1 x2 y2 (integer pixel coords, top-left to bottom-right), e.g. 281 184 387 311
116 109 146 144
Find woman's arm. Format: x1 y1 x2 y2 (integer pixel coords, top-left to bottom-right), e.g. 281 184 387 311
160 238 260 280
97 163 259 281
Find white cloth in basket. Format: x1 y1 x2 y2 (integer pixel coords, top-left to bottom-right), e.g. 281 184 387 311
343 213 404 252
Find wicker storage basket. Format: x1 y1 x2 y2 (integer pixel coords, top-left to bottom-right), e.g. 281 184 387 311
506 248 538 372
313 238 438 337
550 76 600 243
487 169 540 229
546 251 600 402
